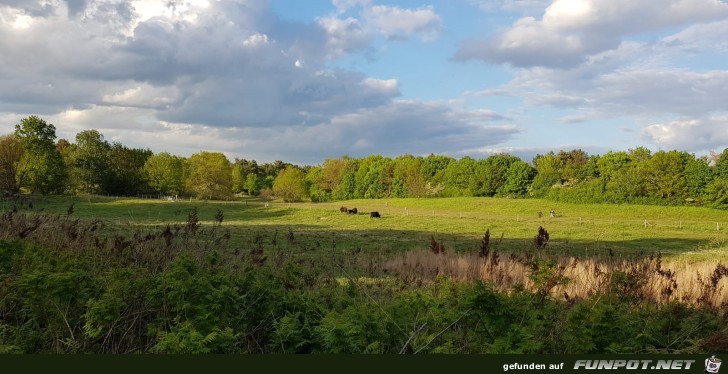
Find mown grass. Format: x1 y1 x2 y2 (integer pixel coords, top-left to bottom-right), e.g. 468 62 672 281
10 195 728 262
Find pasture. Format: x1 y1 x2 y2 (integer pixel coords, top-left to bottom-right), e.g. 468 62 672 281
2 194 727 354
10 195 728 262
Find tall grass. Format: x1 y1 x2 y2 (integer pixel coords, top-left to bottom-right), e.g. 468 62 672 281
383 250 728 311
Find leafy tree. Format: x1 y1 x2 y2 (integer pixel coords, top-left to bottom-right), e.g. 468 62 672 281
596 151 631 182
273 166 308 202
705 178 728 209
354 155 394 199
683 155 712 198
245 173 261 196
392 154 426 198
14 116 65 194
0 135 23 193
105 144 152 196
420 154 454 182
643 150 687 199
470 154 520 197
439 156 476 197
531 153 563 197
185 152 233 200
332 158 358 200
232 164 246 194
605 167 647 203
71 130 111 194
144 152 185 195
305 166 330 202
501 160 536 197
713 148 728 179
558 149 590 183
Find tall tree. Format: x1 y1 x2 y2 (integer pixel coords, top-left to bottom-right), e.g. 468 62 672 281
14 116 65 194
392 154 426 198
106 144 152 196
713 148 728 179
501 159 536 197
0 134 23 193
72 130 111 194
273 166 308 202
144 152 185 196
530 152 563 197
470 154 520 197
643 150 687 199
185 152 233 200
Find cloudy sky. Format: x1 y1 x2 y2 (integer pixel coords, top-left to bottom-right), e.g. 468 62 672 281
1 0 727 164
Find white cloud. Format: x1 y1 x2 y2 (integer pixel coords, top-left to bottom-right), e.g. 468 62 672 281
318 1 443 52
643 117 728 151
456 0 728 68
365 5 442 41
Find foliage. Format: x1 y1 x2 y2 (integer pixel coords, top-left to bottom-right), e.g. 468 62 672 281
273 166 308 202
185 152 233 200
144 152 186 196
0 135 23 193
13 116 65 194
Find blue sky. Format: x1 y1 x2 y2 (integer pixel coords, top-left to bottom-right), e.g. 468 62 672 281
0 0 727 164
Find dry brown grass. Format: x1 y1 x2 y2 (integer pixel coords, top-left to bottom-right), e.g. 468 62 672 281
383 250 728 310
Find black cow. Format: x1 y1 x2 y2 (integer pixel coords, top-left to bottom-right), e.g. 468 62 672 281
347 208 358 215
370 211 381 218
340 206 348 213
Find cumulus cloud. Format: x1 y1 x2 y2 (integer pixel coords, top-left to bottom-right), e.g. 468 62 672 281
455 0 728 68
0 0 510 164
318 0 442 49
366 5 441 41
642 117 728 152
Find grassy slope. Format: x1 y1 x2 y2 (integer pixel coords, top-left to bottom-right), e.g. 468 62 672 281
13 195 728 262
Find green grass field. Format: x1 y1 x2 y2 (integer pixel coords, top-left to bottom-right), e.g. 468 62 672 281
11 195 728 262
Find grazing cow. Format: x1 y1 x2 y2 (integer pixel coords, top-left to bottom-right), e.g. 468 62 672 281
370 211 381 218
340 206 348 213
347 208 358 215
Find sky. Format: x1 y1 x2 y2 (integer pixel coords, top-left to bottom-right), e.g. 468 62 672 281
0 0 727 165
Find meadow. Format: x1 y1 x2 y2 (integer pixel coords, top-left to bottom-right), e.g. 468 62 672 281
2 194 727 353
12 194 727 260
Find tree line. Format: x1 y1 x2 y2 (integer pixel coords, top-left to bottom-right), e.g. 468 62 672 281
2 116 727 208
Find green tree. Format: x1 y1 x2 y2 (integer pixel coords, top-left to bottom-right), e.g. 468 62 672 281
420 154 454 182
705 178 728 209
596 151 631 182
558 149 590 183
392 155 426 198
353 155 393 199
470 154 520 197
273 166 308 202
713 148 728 179
14 116 65 194
144 152 185 195
501 160 536 197
440 156 476 197
531 153 563 197
332 158 358 200
643 150 687 199
71 130 111 194
106 144 152 196
185 152 233 200
0 134 23 193
683 155 712 198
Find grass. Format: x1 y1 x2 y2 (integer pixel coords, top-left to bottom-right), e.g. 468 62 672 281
13 195 728 262
3 194 727 311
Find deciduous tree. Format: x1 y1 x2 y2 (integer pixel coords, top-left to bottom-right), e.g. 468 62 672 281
185 152 233 200
14 116 65 194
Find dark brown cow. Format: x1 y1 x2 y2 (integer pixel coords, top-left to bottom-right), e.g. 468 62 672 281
340 206 348 213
